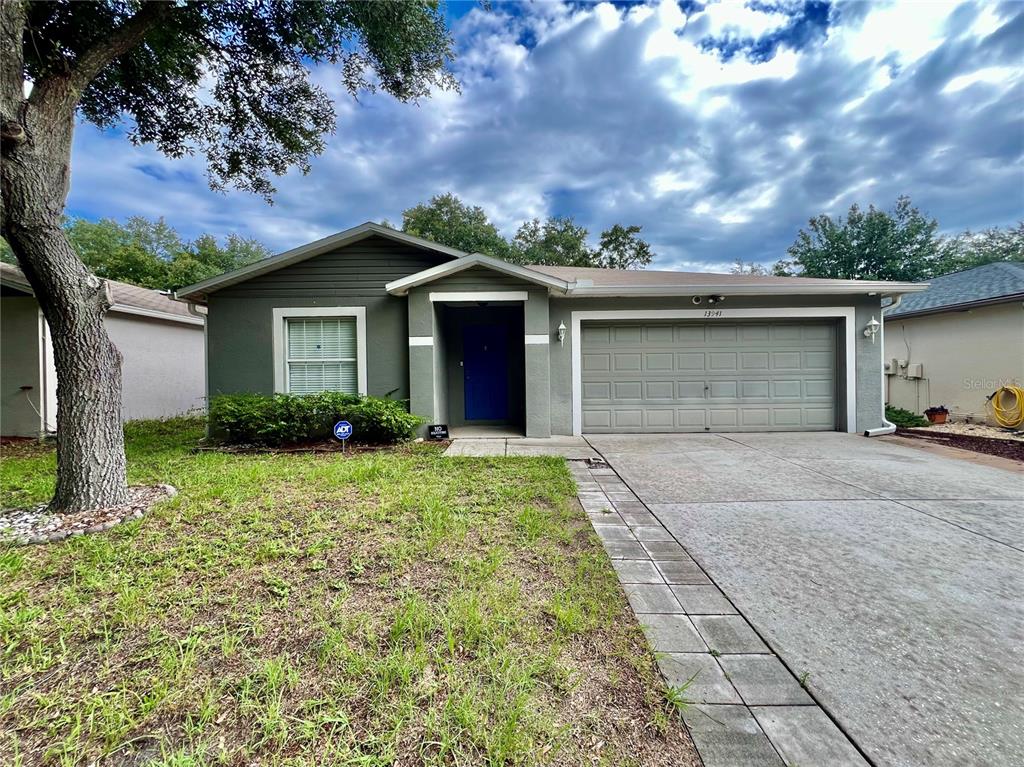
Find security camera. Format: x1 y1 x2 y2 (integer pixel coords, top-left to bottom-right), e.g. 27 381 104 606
691 296 703 305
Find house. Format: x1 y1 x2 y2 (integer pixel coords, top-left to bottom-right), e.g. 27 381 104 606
175 222 927 438
1 262 206 438
883 262 1024 423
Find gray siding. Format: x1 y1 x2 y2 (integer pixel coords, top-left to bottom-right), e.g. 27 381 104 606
207 236 447 398
425 266 537 291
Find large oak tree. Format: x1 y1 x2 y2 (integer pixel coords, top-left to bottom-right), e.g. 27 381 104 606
0 1 456 513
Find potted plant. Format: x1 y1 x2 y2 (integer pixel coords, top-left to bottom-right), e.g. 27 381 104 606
924 405 949 424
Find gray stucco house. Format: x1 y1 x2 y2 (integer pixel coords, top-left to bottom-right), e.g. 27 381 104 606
2 262 206 438
176 222 927 437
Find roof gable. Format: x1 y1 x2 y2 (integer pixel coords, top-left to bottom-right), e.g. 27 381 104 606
176 222 467 302
385 253 571 295
886 262 1024 318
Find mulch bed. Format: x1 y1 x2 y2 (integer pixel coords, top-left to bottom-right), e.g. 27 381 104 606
896 427 1024 462
0 484 176 546
191 439 450 455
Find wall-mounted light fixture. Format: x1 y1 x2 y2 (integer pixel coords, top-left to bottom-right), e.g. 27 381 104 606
863 316 881 343
557 321 566 346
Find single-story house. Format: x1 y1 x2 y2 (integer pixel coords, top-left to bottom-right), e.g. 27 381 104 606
884 261 1024 422
1 262 206 438
176 222 927 438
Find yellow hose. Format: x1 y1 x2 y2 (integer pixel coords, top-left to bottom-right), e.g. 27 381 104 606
989 385 1024 428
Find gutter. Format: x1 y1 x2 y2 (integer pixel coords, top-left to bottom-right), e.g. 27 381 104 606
565 283 929 297
864 294 903 437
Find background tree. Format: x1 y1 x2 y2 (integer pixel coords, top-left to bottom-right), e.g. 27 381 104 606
778 196 941 281
936 222 1023 274
401 193 511 259
0 1 457 513
509 216 593 266
594 224 654 270
730 259 770 276
401 194 655 269
2 217 270 289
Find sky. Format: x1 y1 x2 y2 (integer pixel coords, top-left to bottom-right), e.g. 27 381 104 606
66 0 1023 272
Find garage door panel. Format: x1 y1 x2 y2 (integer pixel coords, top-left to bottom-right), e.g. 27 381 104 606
645 409 676 428
645 380 675 399
646 352 674 370
613 381 642 399
581 320 837 433
677 381 707 399
709 380 738 399
709 352 738 370
614 353 642 371
677 352 705 370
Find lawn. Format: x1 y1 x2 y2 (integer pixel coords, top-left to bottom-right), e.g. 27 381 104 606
1 420 696 767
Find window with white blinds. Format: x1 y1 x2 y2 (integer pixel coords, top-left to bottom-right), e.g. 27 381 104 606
285 317 358 395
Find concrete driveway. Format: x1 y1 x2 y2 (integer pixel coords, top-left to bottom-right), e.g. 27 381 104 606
586 432 1024 767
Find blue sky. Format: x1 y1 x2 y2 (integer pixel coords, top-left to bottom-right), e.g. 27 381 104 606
67 0 1023 272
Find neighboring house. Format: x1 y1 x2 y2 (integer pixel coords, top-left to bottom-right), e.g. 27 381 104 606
883 262 1024 422
1 262 206 438
176 222 927 437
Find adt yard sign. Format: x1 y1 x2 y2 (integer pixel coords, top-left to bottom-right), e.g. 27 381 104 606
333 421 353 441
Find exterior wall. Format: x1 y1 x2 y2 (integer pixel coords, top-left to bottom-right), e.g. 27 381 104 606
105 313 206 420
405 280 551 437
1 297 43 437
884 301 1024 422
207 236 447 399
548 294 885 435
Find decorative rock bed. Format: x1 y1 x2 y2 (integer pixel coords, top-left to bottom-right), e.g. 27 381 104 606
0 484 176 546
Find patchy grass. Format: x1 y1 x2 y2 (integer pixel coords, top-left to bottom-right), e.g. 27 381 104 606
1 419 696 766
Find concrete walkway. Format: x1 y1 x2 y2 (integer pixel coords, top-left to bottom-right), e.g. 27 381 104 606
585 432 1024 767
444 435 599 459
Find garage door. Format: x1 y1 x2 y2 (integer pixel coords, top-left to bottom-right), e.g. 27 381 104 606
580 321 836 433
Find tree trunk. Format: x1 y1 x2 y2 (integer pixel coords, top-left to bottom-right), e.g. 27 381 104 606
2 88 128 513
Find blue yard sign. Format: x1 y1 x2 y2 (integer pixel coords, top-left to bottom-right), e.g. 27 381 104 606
333 421 353 441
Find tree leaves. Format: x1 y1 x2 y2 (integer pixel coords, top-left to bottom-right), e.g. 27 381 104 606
22 1 458 200
400 193 655 270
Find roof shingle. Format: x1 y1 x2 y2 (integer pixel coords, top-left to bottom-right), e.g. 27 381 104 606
885 262 1024 318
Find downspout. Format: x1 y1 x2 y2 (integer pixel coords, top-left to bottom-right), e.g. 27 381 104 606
864 294 903 437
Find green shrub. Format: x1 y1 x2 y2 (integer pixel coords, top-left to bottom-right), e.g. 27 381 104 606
209 392 423 446
885 405 930 428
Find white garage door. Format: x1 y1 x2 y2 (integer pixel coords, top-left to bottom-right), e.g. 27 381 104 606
580 321 837 433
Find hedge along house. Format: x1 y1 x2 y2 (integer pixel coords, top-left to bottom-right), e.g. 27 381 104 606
176 222 928 438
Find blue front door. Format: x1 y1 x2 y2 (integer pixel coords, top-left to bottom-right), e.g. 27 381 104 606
464 324 508 420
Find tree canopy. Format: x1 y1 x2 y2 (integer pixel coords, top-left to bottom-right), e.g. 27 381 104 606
400 194 655 269
18 1 458 200
774 196 1022 280
1 218 270 291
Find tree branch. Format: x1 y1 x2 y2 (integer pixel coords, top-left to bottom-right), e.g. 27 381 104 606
71 2 174 91
32 1 174 109
0 0 28 118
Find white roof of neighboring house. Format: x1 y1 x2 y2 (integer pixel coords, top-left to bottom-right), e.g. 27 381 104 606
0 262 203 326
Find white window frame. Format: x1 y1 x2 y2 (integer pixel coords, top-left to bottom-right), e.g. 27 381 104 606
272 307 367 395
570 307 857 436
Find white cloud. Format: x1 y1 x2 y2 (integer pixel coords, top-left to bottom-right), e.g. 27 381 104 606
67 0 1023 270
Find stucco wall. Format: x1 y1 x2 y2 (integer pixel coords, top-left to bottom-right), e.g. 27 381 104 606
548 294 886 435
884 301 1024 422
1 297 43 437
105 313 206 420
